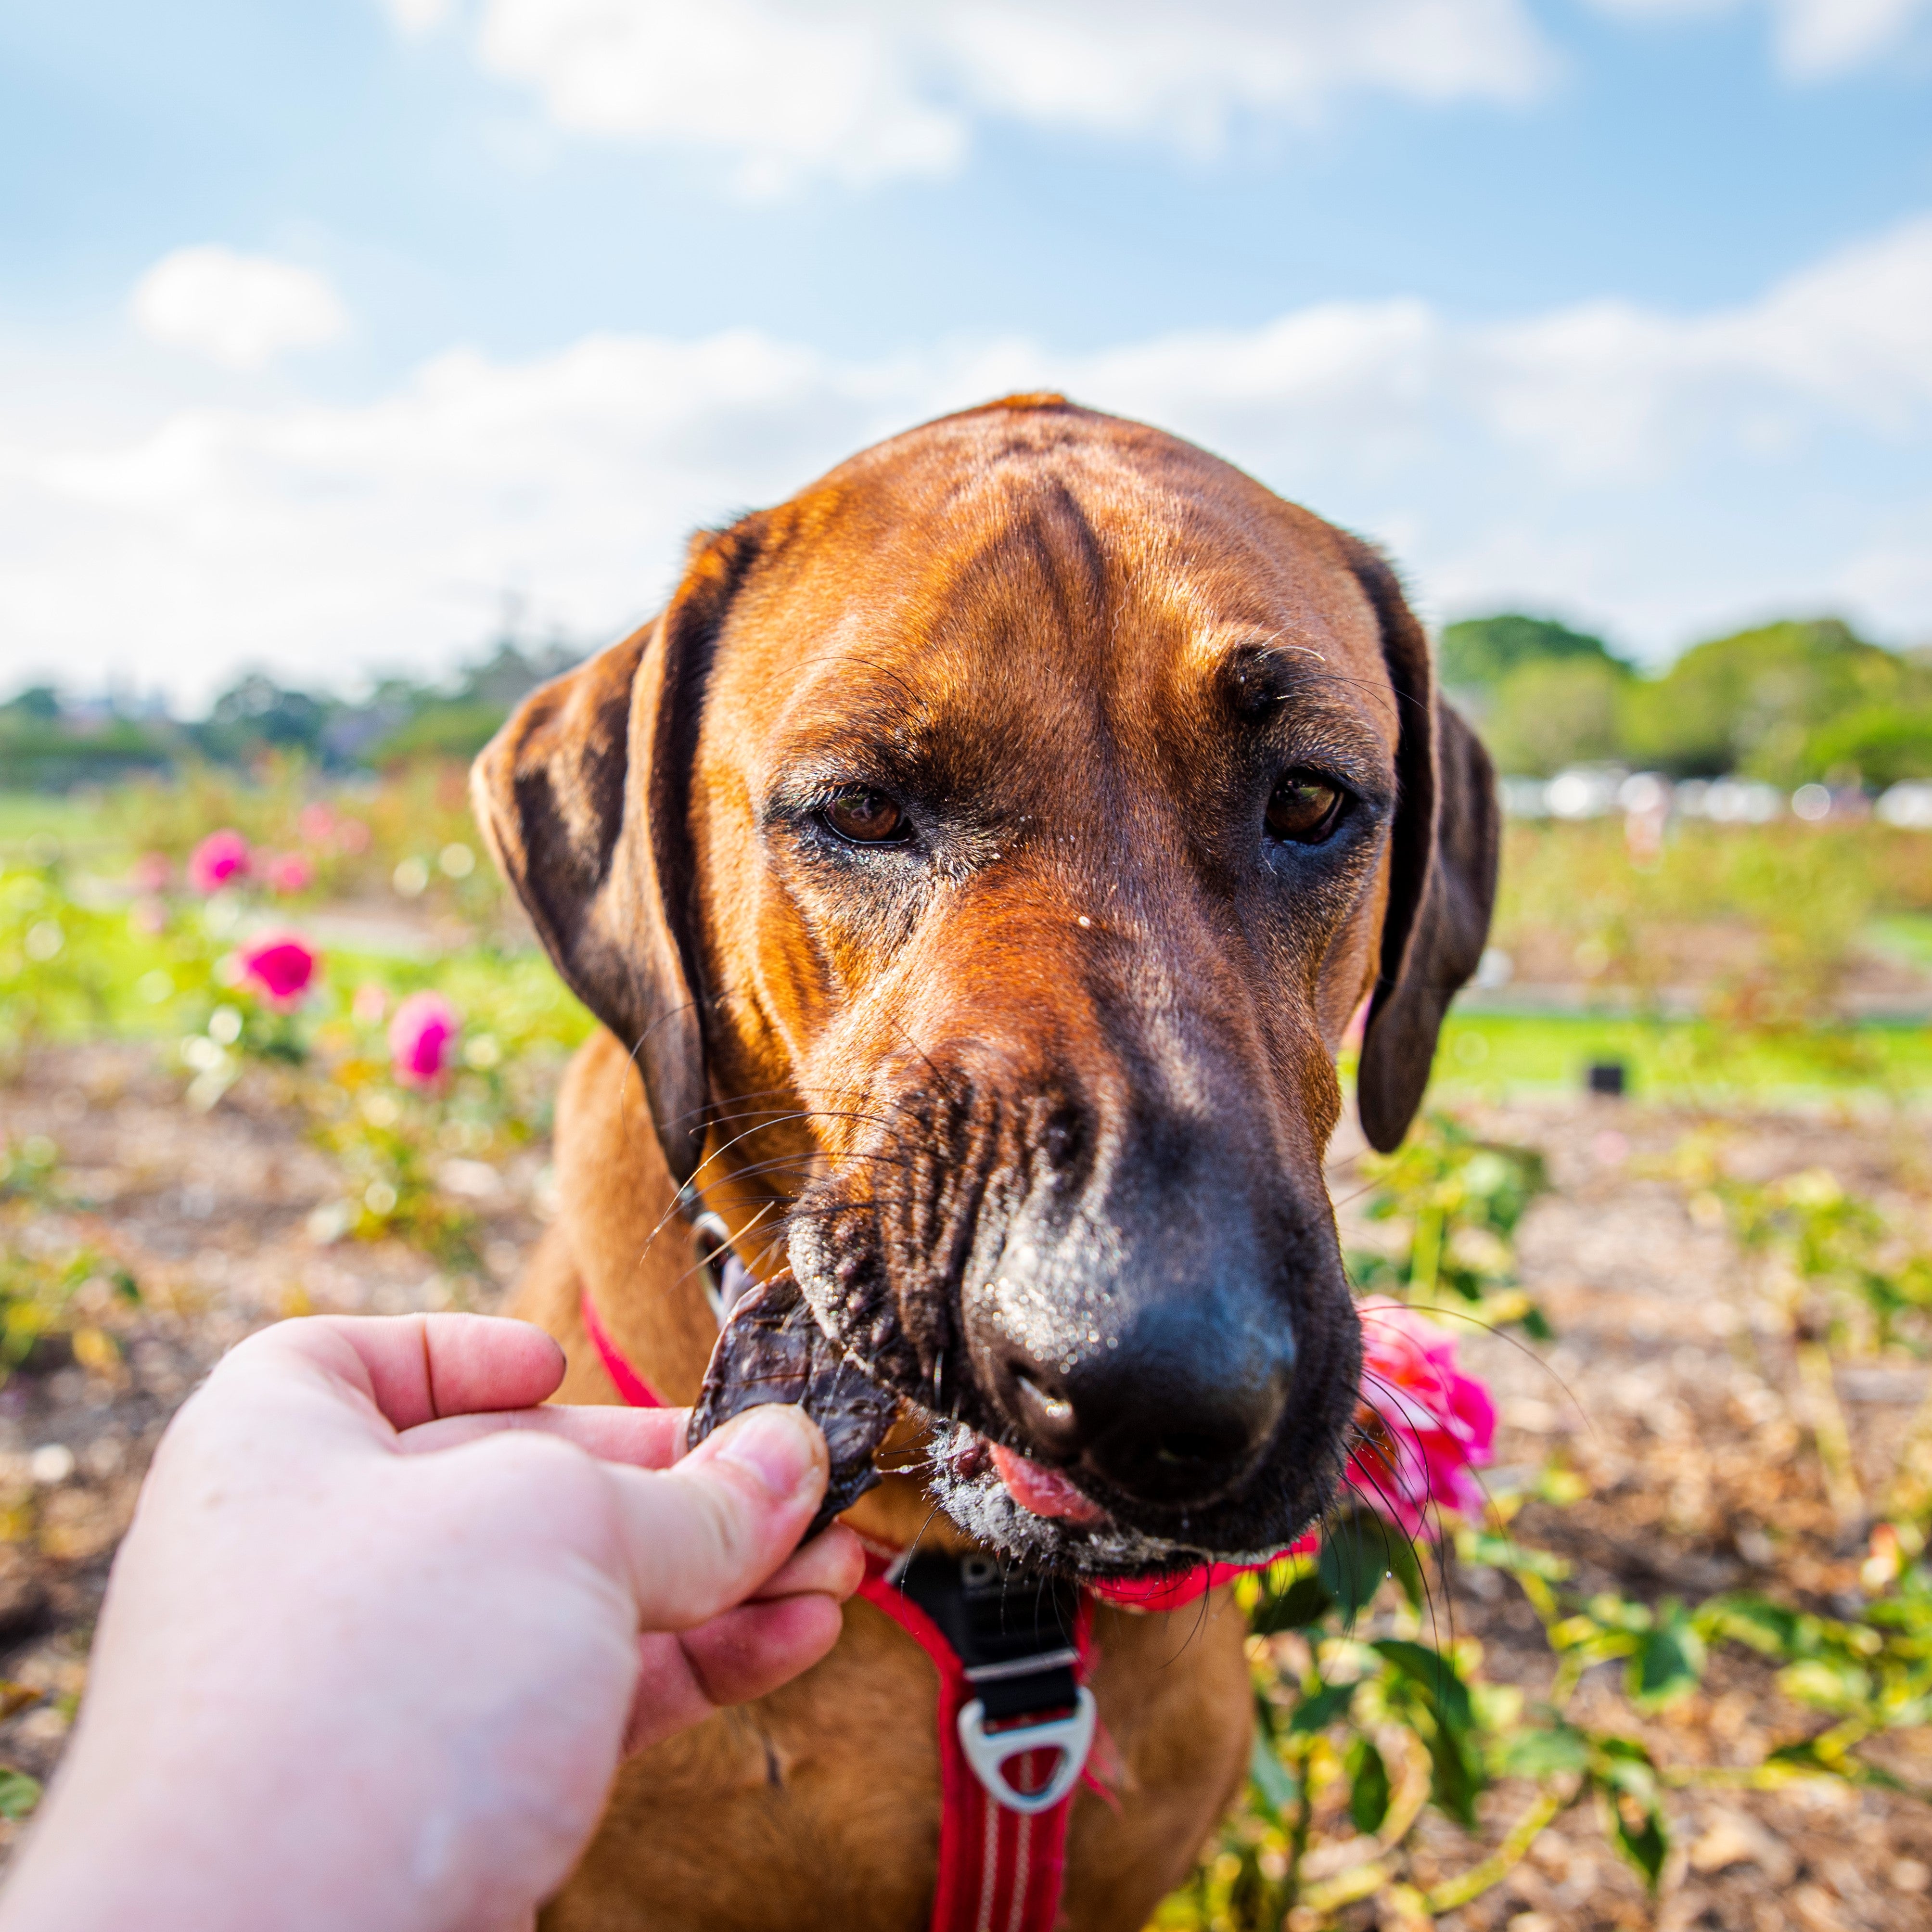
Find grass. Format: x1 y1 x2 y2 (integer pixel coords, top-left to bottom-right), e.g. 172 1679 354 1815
0 796 101 848
1427 1008 1932 1105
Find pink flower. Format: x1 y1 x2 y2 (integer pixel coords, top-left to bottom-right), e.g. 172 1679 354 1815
389 991 459 1087
1343 1296 1496 1539
335 817 372 854
188 829 251 893
129 851 172 894
236 930 320 1009
261 851 314 896
297 802 335 845
351 982 388 1026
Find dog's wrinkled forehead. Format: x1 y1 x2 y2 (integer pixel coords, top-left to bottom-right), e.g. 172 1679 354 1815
700 417 1403 824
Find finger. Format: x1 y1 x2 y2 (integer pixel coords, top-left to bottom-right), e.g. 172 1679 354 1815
605 1405 830 1628
231 1315 567 1430
621 1597 846 1756
621 1632 719 1754
747 1523 864 1603
680 1596 846 1710
396 1403 692 1467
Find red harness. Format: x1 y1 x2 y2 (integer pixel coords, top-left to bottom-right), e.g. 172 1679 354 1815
583 1287 1273 1932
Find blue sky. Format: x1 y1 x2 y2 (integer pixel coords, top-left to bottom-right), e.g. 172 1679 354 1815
3 0 1930 705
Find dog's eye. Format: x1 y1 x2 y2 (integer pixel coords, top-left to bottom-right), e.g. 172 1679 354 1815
821 789 909 844
1265 770 1346 844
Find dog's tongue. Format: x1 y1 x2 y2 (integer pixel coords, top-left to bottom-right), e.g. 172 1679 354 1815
990 1444 1110 1526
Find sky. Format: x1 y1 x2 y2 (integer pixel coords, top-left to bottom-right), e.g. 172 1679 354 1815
2 0 1931 709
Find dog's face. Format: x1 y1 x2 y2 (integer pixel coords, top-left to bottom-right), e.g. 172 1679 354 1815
477 398 1497 1579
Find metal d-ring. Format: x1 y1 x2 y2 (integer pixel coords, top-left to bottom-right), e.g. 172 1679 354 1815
955 1687 1097 1815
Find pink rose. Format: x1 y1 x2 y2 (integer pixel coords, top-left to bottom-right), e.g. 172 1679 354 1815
236 931 320 1009
389 991 459 1087
261 851 314 896
188 829 251 893
1343 1296 1496 1539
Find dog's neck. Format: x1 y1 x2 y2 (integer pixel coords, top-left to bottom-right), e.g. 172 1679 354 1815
557 1033 969 1553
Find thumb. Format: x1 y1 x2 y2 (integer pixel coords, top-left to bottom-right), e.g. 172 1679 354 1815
605 1405 831 1629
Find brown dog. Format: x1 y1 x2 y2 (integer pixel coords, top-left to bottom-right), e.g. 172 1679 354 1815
473 395 1497 1931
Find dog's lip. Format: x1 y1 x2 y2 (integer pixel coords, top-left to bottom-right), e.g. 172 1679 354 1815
984 1440 1113 1527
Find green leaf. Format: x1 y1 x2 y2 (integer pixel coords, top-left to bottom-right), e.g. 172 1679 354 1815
1374 1639 1475 1733
1287 1678 1358 1735
1319 1514 1405 1622
1701 1593 1807 1657
1374 1641 1485 1827
0 1768 40 1820
1459 1530 1570 1582
1495 1722 1590 1779
1767 1737 1908 1790
1251 1573 1332 1634
1347 1735 1391 1834
1423 1710 1484 1828
1384 1526 1426 1609
1601 1779 1668 1890
1628 1602 1706 1711
1247 1733 1299 1822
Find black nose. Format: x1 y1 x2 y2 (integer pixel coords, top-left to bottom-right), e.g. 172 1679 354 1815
985 1289 1295 1508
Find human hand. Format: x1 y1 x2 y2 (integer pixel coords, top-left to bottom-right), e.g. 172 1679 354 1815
0 1313 861 1932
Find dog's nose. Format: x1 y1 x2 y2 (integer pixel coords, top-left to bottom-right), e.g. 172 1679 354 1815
985 1290 1295 1508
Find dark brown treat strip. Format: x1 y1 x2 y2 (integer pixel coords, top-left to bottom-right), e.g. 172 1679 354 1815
686 1269 900 1541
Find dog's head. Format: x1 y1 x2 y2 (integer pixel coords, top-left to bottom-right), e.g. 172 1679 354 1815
476 397 1497 1578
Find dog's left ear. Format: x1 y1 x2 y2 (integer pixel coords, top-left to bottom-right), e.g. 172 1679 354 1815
1345 542 1501 1153
471 519 764 1188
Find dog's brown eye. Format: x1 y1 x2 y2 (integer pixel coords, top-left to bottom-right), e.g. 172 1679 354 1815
1266 770 1344 844
822 789 908 844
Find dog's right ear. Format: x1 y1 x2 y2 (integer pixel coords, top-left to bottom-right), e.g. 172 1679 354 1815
472 522 763 1188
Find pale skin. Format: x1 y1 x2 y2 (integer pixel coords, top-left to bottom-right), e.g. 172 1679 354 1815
0 1313 863 1932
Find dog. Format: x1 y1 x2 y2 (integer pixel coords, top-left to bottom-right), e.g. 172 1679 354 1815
473 394 1498 1931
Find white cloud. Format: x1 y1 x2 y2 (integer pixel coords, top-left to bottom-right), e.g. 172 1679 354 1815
437 0 1555 195
10 212 1932 704
1587 0 1932 79
376 0 454 33
130 247 349 371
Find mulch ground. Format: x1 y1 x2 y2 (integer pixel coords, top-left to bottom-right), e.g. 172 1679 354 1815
2 1042 1930 1928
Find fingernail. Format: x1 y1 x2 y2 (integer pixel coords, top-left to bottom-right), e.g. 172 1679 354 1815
706 1404 820 1502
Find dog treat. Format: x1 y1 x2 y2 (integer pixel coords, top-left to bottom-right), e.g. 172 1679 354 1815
686 1268 899 1540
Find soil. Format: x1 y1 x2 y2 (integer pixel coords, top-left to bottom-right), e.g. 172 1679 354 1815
2 1043 1931 1929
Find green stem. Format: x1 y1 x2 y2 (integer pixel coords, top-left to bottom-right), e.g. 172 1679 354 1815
1279 1739 1314 1923
1423 1787 1569 1914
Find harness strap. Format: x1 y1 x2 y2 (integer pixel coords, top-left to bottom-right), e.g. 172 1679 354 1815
582 1283 669 1410
857 1553 1092 1932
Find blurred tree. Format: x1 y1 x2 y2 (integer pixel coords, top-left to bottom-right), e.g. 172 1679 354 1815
192 674 331 763
1437 614 1629 699
1620 619 1927 783
4 687 60 723
1482 657 1630 776
1806 704 1932 787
